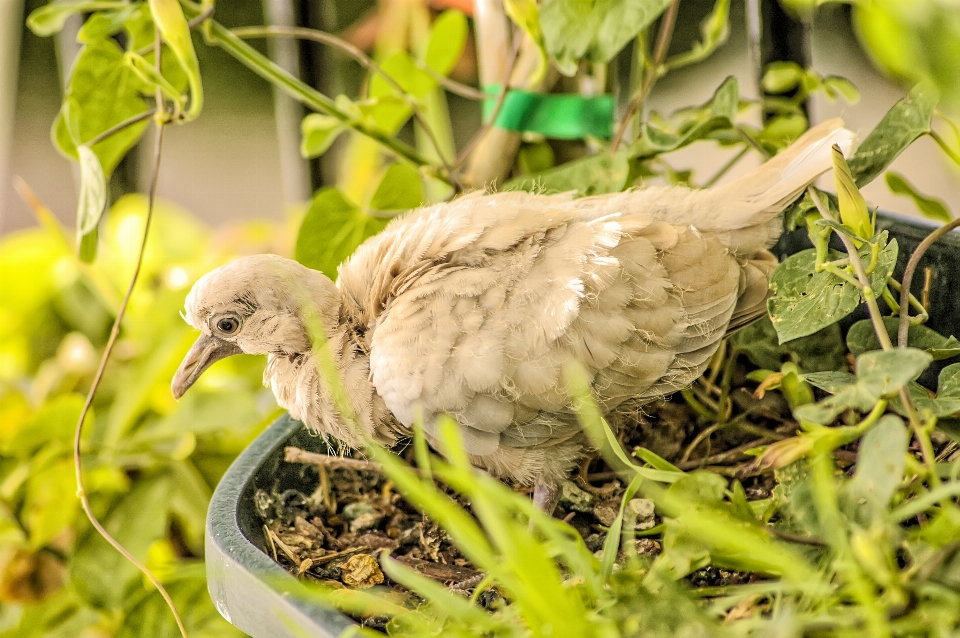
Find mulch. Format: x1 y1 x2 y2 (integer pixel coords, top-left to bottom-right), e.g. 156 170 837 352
252 381 802 627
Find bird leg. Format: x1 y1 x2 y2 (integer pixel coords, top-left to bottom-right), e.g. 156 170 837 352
532 479 561 516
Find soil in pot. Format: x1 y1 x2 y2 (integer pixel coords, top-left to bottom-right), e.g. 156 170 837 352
250 372 802 629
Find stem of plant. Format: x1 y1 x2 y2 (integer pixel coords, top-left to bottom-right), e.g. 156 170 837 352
610 0 681 152
809 187 942 488
808 188 891 350
453 32 522 170
72 42 189 638
191 15 448 183
86 109 157 147
930 130 960 167
229 25 460 189
896 216 960 347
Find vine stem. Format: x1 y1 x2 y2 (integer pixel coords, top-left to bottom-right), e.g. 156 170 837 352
453 32 522 170
807 188 892 350
897 217 960 347
86 109 157 147
73 36 189 638
808 187 940 486
187 13 448 183
610 0 681 152
930 130 960 167
229 25 461 191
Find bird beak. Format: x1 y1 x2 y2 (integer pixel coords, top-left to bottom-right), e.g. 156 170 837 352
171 334 244 399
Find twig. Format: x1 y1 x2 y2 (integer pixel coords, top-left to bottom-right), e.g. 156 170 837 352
701 146 749 188
268 528 301 566
415 62 486 100
230 25 461 189
767 528 828 547
72 34 188 637
285 446 383 472
737 126 770 158
677 438 769 470
610 0 681 152
680 423 723 464
264 524 278 561
312 545 370 566
453 32 522 170
896 217 960 348
86 109 157 148
930 130 960 167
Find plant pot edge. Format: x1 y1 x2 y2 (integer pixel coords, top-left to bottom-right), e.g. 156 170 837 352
206 413 356 638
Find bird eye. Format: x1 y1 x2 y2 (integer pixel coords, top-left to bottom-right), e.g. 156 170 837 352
215 316 240 334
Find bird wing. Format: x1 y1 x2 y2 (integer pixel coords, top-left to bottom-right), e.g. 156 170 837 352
363 193 748 459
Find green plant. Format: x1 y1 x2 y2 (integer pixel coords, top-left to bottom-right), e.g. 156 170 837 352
0 195 283 636
11 0 960 635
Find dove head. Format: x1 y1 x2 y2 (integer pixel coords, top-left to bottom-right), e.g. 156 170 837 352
172 254 340 399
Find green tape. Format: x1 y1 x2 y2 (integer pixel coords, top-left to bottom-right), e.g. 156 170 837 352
483 86 614 140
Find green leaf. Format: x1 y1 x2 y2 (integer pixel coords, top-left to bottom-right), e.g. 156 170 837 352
367 52 437 133
369 163 423 212
425 10 469 76
504 150 630 196
295 188 388 279
300 114 345 158
4 394 85 456
856 348 932 397
757 113 809 150
833 144 873 243
848 81 939 187
885 171 952 222
600 474 643 580
847 318 960 360
76 145 107 249
148 0 203 120
27 0 126 36
23 457 78 550
803 370 856 394
846 414 908 515
822 76 860 104
71 473 173 609
732 317 847 374
896 364 960 418
768 233 898 343
76 5 141 41
503 0 548 83
665 0 730 70
762 61 804 94
631 77 739 158
540 0 672 76
794 380 876 425
54 37 151 176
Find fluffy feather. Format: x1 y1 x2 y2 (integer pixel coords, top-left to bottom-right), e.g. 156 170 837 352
176 119 853 488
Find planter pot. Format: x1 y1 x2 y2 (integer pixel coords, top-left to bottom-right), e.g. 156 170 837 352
206 414 355 637
206 211 960 637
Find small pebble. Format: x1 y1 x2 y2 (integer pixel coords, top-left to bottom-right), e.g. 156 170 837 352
559 480 595 513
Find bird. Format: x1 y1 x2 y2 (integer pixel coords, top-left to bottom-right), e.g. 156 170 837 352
172 119 854 512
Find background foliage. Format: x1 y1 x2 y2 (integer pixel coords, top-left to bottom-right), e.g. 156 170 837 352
4 0 960 636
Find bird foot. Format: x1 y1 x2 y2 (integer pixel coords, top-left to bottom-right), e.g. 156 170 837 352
532 480 561 517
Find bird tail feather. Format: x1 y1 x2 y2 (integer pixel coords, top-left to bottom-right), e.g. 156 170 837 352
710 117 855 220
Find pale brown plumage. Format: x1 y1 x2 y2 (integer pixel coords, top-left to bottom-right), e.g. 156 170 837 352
172 120 854 507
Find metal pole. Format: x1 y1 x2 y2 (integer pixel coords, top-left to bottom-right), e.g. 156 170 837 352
264 0 311 204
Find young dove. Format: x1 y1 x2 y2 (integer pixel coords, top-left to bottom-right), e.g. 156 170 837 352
173 119 854 512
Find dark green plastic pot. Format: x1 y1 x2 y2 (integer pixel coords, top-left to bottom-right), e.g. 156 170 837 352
205 414 355 638
206 212 960 637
